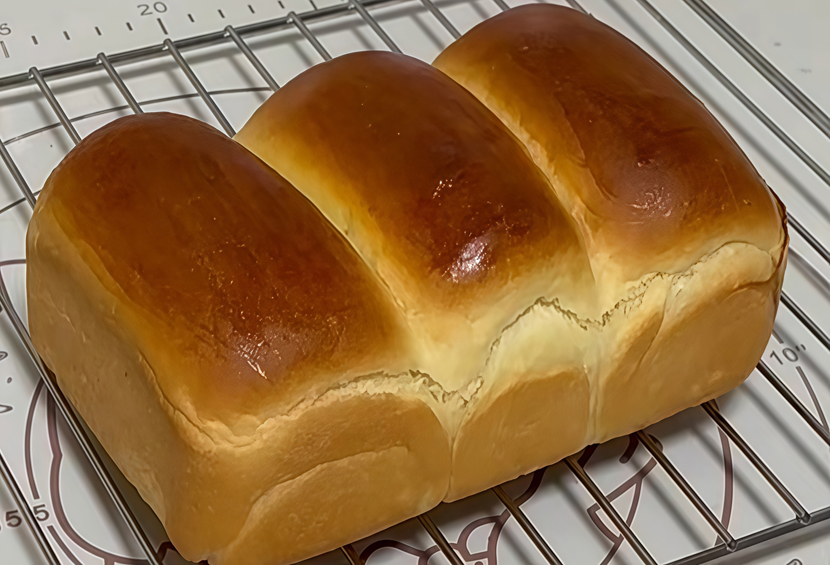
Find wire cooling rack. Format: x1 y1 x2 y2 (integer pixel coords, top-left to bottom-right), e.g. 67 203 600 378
0 0 829 564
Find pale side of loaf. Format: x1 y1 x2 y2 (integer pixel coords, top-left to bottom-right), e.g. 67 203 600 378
27 6 786 565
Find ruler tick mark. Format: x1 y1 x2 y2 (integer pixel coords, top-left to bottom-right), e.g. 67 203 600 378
63 31 71 40
32 35 38 45
157 18 169 34
95 26 102 36
278 0 285 8
0 41 8 58
249 4 256 13
188 13 195 22
309 0 317 9
218 9 226 18
127 22 134 31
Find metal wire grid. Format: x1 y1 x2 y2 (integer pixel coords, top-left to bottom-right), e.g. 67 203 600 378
0 0 828 563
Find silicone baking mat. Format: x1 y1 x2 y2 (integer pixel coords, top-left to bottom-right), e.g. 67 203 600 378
1 0 830 563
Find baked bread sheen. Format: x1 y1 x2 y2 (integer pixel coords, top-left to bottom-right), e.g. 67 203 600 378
27 113 450 565
234 51 597 501
27 6 786 565
432 4 786 445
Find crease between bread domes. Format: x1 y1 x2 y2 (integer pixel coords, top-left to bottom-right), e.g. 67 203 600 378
126 235 781 449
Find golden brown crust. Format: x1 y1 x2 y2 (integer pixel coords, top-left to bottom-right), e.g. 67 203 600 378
27 112 451 565
27 216 452 563
433 5 784 284
236 51 594 392
27 11 789 563
35 112 407 424
237 52 585 301
433 3 787 494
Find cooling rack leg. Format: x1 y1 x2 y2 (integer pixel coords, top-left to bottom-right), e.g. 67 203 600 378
491 484 565 565
779 292 830 354
564 456 658 565
164 38 236 136
492 0 510 12
418 0 460 39
341 543 364 565
350 0 403 53
787 247 830 294
756 360 830 446
97 53 144 114
225 26 281 91
0 140 36 208
417 513 466 565
634 431 737 551
788 214 830 266
701 401 810 524
289 11 333 61
564 0 588 15
30 68 82 145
